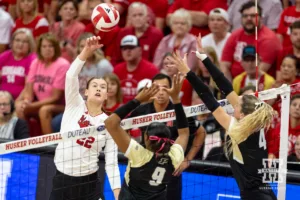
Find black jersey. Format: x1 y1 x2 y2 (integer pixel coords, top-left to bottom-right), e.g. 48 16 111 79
129 101 199 154
120 139 184 200
227 117 273 191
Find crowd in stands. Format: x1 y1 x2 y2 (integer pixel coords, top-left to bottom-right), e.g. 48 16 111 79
0 0 300 169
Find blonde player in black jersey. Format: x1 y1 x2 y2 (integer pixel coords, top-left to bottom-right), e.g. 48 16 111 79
104 73 190 200
169 34 277 200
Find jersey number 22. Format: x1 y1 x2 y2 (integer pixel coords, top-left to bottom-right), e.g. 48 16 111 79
76 137 95 148
149 167 166 186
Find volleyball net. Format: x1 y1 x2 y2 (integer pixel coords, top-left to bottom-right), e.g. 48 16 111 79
0 84 299 200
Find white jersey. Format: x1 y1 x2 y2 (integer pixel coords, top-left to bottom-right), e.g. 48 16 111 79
54 57 121 190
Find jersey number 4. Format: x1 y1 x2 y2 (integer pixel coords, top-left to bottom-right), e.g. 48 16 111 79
259 129 267 150
149 167 166 186
76 137 95 149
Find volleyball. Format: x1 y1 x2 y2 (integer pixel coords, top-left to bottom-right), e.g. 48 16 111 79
91 3 120 32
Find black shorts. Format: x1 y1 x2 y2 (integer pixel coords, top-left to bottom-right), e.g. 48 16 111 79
166 175 182 200
119 182 167 200
240 185 277 200
49 170 104 200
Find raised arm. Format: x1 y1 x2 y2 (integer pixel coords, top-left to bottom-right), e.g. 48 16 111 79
104 84 159 153
162 73 190 152
65 36 103 107
194 34 239 107
169 52 232 131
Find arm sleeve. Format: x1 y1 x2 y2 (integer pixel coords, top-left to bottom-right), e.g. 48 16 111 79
201 56 233 96
104 132 121 190
168 144 184 169
186 71 220 112
65 57 86 109
124 139 153 167
13 119 29 139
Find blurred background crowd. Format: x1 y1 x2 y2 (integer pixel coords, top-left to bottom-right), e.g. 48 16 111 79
0 0 299 168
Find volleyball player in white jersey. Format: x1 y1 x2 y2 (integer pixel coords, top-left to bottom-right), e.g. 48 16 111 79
105 74 190 200
50 36 121 200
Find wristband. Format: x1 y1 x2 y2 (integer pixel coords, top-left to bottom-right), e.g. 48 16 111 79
195 51 208 61
174 103 188 129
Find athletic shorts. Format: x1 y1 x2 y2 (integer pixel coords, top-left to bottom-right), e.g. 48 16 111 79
119 182 167 200
240 185 277 200
49 170 104 200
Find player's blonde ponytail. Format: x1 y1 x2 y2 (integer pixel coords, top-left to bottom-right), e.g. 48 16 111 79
225 95 275 164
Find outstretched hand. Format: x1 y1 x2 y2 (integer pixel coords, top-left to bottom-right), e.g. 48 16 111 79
162 72 185 103
78 36 103 61
135 83 159 103
167 50 190 74
192 33 205 54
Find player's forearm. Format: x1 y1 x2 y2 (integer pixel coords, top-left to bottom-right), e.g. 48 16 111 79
66 57 86 78
186 71 220 112
185 129 205 160
113 188 120 200
105 145 121 190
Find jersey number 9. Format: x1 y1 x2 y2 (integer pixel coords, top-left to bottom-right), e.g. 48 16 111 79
149 167 166 186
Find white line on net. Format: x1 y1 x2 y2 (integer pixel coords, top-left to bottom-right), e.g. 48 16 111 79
0 84 290 155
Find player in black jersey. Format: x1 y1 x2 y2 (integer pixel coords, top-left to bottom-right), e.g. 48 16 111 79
168 34 277 200
104 73 190 200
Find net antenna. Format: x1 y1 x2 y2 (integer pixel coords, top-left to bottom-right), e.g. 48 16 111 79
254 0 289 198
255 0 259 98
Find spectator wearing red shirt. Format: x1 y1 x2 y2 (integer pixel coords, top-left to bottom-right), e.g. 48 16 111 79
12 0 49 39
277 0 300 48
221 1 281 81
268 94 300 159
270 55 300 114
277 21 300 80
50 0 85 62
112 2 163 65
228 0 282 32
167 0 227 36
84 0 120 61
154 9 198 71
113 35 159 103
